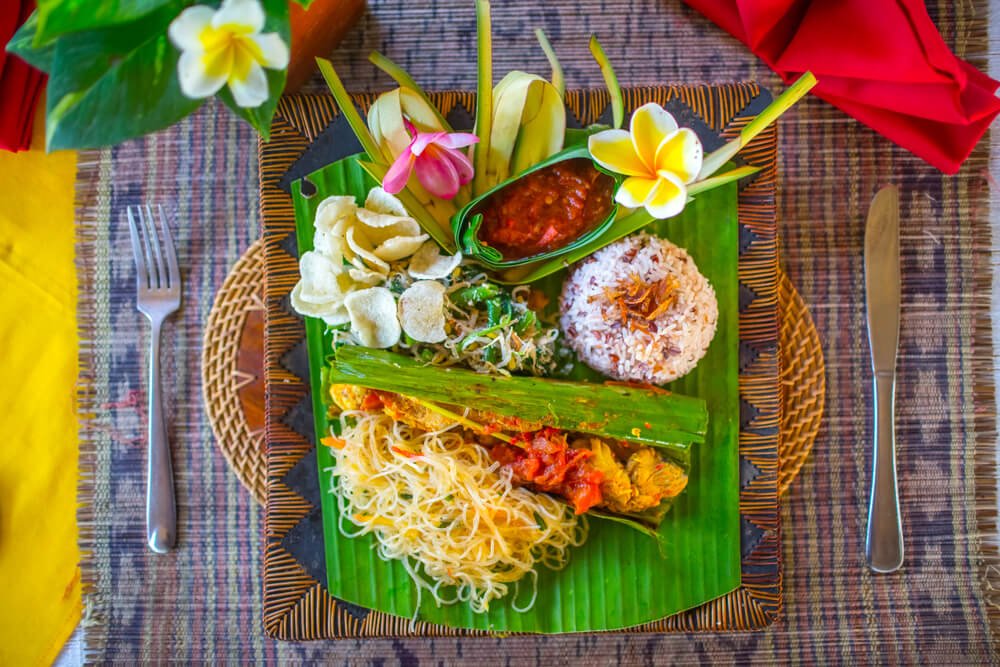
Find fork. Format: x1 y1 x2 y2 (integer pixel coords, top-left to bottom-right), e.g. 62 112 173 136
127 205 181 554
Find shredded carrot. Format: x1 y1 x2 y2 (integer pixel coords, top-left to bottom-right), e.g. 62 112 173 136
391 446 420 458
526 289 549 312
321 435 346 450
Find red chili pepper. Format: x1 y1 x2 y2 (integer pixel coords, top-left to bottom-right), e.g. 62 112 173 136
361 391 384 411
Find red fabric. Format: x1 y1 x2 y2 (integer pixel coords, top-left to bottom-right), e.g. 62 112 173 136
684 0 1000 174
0 0 45 153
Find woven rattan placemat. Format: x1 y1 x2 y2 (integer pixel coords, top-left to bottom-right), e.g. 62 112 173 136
203 238 268 505
203 244 825 505
266 87 784 638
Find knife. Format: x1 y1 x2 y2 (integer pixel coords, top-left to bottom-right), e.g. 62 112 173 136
864 185 903 573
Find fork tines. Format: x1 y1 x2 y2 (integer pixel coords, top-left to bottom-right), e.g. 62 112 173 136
127 205 180 293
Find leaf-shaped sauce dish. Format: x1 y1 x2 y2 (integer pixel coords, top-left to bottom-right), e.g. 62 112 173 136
453 145 623 269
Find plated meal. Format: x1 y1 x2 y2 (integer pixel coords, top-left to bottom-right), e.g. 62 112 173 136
287 0 813 631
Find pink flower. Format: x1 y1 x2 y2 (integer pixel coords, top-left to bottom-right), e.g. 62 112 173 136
382 121 479 200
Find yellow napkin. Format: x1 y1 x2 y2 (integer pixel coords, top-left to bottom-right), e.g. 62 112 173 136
0 106 80 665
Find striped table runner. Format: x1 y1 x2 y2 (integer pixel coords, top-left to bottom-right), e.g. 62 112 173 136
74 0 998 661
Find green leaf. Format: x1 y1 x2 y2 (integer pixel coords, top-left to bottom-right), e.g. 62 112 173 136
216 67 286 141
328 346 709 448
367 51 454 132
290 0 314 6
6 12 54 73
589 35 623 129
293 149 742 632
216 0 290 140
316 59 384 159
43 4 205 150
34 0 177 44
698 72 816 179
534 29 564 99
471 0 493 197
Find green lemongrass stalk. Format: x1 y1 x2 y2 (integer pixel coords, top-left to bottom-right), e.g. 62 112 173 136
589 35 624 129
686 165 761 196
408 397 517 445
698 71 817 179
588 509 668 551
367 51 455 132
471 0 494 197
535 29 565 99
357 160 456 252
327 346 708 448
316 58 385 163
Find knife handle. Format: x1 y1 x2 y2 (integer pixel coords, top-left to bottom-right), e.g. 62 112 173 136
866 371 903 572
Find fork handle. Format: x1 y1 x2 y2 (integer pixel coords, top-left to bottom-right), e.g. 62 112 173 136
147 319 177 553
866 371 903 572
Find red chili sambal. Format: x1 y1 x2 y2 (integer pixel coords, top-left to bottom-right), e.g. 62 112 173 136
475 158 615 260
490 427 605 514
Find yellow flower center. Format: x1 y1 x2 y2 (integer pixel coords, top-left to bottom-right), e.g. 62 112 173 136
198 24 265 83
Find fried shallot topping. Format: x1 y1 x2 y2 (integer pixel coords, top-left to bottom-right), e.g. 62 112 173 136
591 272 680 332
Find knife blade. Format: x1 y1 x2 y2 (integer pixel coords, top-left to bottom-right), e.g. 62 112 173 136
864 185 903 573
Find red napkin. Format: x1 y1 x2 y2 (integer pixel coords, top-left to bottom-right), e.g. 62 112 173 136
684 0 1000 174
1 0 45 153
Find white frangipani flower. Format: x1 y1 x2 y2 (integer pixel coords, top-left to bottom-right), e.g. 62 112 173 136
168 0 289 108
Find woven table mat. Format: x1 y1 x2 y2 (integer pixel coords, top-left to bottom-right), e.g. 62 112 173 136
74 1 997 662
202 246 823 504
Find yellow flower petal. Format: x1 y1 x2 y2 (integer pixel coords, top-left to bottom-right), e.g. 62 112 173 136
629 103 679 172
229 37 262 80
654 128 703 184
588 129 650 177
643 172 688 219
199 38 235 79
615 176 660 209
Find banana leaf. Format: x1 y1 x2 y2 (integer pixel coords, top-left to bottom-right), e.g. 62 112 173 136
326 346 708 448
291 149 741 633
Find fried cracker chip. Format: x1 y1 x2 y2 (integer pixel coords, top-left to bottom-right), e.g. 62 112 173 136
346 226 391 274
295 251 351 305
356 188 428 261
314 195 357 232
373 234 429 262
398 280 448 343
312 228 344 264
290 282 343 320
407 240 463 280
348 266 386 286
364 187 408 217
344 286 401 348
